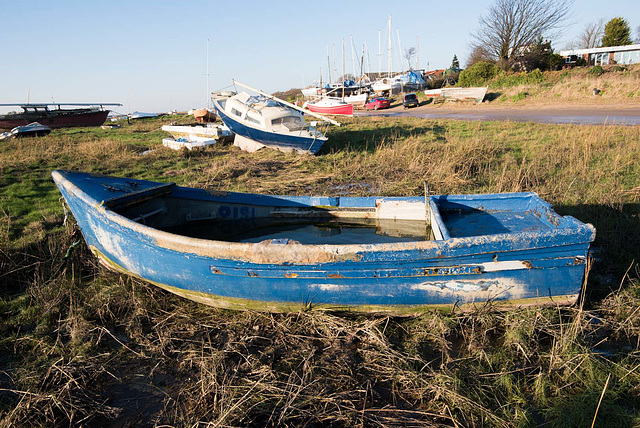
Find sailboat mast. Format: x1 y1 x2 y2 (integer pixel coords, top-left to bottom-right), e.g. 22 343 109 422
341 39 345 100
327 45 331 84
206 39 210 109
350 35 356 81
387 15 392 78
378 30 381 76
365 40 371 75
416 35 420 70
332 44 337 83
396 28 403 71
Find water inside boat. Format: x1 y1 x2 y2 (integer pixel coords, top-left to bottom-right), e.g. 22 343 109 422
160 218 431 244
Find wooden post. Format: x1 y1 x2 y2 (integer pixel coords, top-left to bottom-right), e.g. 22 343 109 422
424 181 430 226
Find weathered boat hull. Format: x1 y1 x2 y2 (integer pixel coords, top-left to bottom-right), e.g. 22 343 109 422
0 122 51 140
192 108 216 123
52 170 595 314
425 87 488 103
161 124 234 145
0 109 109 129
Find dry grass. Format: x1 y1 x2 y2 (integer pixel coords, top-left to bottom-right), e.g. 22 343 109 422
1 115 640 426
488 65 640 105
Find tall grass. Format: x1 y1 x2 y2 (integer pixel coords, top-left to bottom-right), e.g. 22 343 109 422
485 65 640 104
1 116 640 426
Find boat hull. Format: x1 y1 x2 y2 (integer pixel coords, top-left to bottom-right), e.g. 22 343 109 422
0 109 109 129
52 170 596 314
305 102 354 116
425 87 489 103
192 108 217 123
212 99 326 154
161 124 234 143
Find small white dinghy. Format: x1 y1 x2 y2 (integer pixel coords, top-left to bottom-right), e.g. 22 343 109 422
161 124 234 150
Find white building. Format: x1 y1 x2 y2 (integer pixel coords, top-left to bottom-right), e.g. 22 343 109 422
559 44 640 66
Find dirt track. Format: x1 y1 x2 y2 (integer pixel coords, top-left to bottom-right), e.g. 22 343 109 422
358 102 640 125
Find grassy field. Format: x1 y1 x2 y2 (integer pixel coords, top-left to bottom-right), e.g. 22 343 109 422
479 65 640 106
1 115 640 426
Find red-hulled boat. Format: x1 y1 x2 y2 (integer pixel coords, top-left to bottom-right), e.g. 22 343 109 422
192 108 217 123
304 98 354 116
0 103 122 129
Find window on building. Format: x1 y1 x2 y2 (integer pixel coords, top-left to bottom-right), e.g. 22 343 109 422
592 53 609 66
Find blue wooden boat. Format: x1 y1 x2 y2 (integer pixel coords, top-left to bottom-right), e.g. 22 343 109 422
52 170 596 314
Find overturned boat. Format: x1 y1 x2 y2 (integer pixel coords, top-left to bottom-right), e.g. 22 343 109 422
53 170 595 314
0 122 51 140
425 87 489 103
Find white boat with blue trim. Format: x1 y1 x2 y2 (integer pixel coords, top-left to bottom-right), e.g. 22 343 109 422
53 170 596 314
212 81 338 155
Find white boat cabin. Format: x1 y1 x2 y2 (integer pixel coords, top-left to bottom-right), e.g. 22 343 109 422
225 92 307 133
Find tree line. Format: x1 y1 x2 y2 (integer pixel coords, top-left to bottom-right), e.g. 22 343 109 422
467 0 637 71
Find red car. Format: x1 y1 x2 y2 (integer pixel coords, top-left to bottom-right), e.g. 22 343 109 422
365 97 391 110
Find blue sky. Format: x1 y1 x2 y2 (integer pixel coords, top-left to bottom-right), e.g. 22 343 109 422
0 0 637 114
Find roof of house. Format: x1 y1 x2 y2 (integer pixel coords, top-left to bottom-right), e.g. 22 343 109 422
559 43 640 56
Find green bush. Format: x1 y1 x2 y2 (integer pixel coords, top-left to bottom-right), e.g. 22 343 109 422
457 62 498 87
548 53 564 70
491 69 545 89
511 91 529 101
588 65 604 76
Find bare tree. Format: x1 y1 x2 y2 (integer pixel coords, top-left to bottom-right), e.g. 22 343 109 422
404 47 416 70
466 45 493 66
470 0 573 69
571 19 605 49
636 25 640 43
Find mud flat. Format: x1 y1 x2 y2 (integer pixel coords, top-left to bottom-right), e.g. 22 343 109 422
362 103 640 125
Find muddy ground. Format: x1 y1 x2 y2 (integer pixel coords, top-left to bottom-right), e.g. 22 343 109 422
359 102 640 125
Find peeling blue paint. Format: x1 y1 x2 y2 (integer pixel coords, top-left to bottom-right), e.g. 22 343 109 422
52 170 596 312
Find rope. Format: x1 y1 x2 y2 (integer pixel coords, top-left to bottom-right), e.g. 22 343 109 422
59 197 68 226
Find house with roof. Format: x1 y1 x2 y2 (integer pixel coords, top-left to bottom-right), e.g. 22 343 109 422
559 44 640 66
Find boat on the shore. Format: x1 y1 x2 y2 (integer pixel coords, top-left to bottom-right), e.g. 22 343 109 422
192 108 216 123
301 86 323 98
129 111 159 120
212 81 337 154
53 170 596 314
161 123 234 150
425 87 488 103
343 93 369 108
0 103 121 129
304 97 354 116
0 122 51 140
162 124 233 142
371 77 402 95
